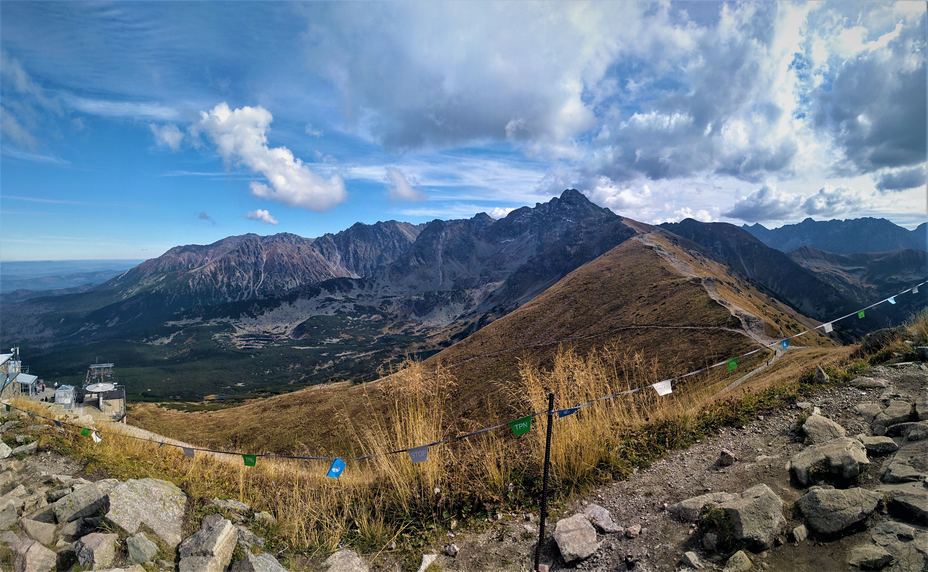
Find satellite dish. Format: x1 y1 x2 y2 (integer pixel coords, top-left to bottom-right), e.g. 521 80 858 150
86 383 115 393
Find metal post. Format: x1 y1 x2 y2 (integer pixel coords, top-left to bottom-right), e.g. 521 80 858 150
534 392 555 571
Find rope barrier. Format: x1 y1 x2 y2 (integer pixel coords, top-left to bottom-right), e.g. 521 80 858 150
3 278 925 475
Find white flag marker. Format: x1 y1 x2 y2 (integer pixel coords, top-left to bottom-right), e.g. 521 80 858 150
651 380 673 396
823 322 834 333
914 286 920 294
91 431 102 443
888 296 896 305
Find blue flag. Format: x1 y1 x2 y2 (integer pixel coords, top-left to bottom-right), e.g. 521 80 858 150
557 407 580 418
326 457 346 478
780 339 790 350
888 296 896 305
408 445 429 464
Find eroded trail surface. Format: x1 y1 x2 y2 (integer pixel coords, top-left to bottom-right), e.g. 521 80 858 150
432 363 928 572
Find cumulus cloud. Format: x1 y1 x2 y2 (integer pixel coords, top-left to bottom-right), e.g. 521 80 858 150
800 187 865 217
385 167 424 201
875 165 928 192
245 209 278 225
149 123 183 151
724 185 802 222
584 176 652 211
195 103 346 210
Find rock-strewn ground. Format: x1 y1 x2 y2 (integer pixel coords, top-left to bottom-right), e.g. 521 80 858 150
422 362 928 572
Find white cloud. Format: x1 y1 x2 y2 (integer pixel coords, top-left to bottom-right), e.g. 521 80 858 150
800 186 866 217
584 176 652 211
385 167 424 201
724 184 802 222
149 123 183 151
195 103 346 210
245 209 278 225
63 95 180 121
487 207 516 219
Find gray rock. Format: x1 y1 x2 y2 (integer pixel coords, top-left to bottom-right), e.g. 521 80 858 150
797 487 882 536
553 513 600 563
0 442 11 459
847 544 893 570
444 543 459 557
790 524 808 543
230 552 289 572
45 488 71 503
718 449 737 467
323 550 369 572
14 539 57 572
915 397 928 421
871 520 917 544
873 401 914 435
106 478 187 549
75 532 118 569
416 554 438 572
881 440 928 483
850 377 889 389
722 550 753 571
876 482 928 525
52 480 118 523
796 401 813 411
254 511 277 527
236 525 266 549
886 421 928 441
856 435 899 455
679 551 704 569
127 532 159 564
58 516 100 542
19 518 55 546
583 503 622 533
625 523 642 538
802 414 847 444
10 442 37 456
668 492 738 523
788 437 870 486
0 500 19 529
855 402 883 422
178 514 237 572
212 497 251 514
711 484 785 551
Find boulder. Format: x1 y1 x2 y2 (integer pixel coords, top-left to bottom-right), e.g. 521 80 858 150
230 552 288 572
873 401 914 435
0 500 19 529
802 414 847 444
678 551 704 569
790 524 808 543
582 503 622 533
850 377 889 389
58 516 100 542
13 539 57 572
52 480 118 523
254 511 277 527
847 544 893 570
105 478 187 549
856 435 899 455
876 482 928 525
178 514 237 572
886 421 928 441
323 550 368 572
915 398 928 421
10 442 37 456
553 513 600 563
19 518 55 546
0 442 11 459
707 484 785 552
855 402 883 422
881 440 928 483
722 550 753 572
788 438 870 486
75 532 118 569
669 492 738 523
126 532 159 564
797 487 882 536
718 449 737 467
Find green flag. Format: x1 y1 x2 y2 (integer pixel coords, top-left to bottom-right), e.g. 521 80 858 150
242 454 257 467
80 427 91 437
857 310 866 319
727 359 738 372
509 415 532 436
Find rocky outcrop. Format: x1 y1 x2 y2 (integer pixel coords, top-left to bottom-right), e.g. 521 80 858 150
75 532 118 569
553 513 600 563
52 480 118 523
105 478 187 549
702 484 786 552
178 514 238 572
881 440 928 483
126 532 159 564
788 437 870 486
797 487 882 536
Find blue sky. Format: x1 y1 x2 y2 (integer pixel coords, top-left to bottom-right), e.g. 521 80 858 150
1 1 926 261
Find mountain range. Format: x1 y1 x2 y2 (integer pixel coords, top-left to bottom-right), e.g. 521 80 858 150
744 217 927 254
1 190 925 401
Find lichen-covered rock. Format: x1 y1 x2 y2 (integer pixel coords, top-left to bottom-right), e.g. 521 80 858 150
705 484 785 552
178 514 237 572
553 513 600 563
323 550 369 572
0 442 12 459
126 532 159 564
583 503 622 533
20 518 55 546
230 551 289 572
75 532 118 569
52 480 118 523
14 539 57 572
797 487 882 536
105 478 187 549
669 492 738 523
788 438 870 486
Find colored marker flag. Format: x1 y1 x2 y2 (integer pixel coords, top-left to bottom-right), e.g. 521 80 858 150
727 359 738 372
326 457 346 478
557 407 580 418
823 322 833 333
54 420 63 428
91 431 102 444
242 454 257 467
509 415 532 436
780 339 790 350
183 447 195 458
408 445 429 464
887 296 896 305
914 286 919 294
858 310 866 319
80 427 91 437
651 380 673 396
